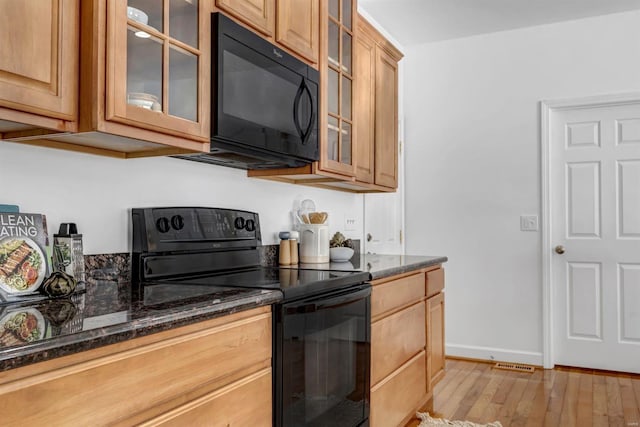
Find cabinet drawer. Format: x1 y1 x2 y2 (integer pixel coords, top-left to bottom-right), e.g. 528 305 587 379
372 272 424 318
371 351 427 427
371 301 426 386
0 310 272 426
426 268 444 298
144 367 272 427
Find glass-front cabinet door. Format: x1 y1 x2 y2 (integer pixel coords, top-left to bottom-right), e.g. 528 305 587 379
106 0 208 141
320 0 356 176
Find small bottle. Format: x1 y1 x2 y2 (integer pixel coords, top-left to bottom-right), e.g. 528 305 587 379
289 231 299 265
279 231 291 265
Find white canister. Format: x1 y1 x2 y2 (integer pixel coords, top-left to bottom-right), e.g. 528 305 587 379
299 224 330 263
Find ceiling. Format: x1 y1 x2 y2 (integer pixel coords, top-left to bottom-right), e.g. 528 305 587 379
358 0 640 46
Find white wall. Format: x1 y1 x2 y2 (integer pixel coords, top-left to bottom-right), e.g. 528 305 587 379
0 142 364 254
404 10 640 364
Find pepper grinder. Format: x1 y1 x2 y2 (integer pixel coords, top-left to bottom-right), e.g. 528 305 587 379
279 231 291 265
289 231 299 265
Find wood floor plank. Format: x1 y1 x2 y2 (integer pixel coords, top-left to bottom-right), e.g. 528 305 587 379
432 361 474 410
632 378 640 421
466 369 509 422
492 371 517 405
425 359 640 427
508 369 544 427
619 374 640 427
558 370 580 427
542 368 569 427
498 374 532 426
607 374 625 426
438 363 490 419
593 373 610 426
575 370 593 427
451 364 493 421
523 369 556 427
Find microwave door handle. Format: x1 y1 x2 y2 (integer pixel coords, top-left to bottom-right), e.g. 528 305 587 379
300 81 315 145
293 80 305 141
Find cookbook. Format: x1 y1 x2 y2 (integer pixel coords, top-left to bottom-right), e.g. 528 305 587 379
0 212 50 299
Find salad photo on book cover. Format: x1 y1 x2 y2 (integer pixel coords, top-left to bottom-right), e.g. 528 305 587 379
0 213 49 296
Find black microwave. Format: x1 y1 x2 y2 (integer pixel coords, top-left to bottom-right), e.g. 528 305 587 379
175 13 319 170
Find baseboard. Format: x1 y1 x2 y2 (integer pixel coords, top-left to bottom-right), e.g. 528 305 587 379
446 343 543 366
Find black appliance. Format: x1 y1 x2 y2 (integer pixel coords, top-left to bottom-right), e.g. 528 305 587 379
174 13 319 170
131 207 371 427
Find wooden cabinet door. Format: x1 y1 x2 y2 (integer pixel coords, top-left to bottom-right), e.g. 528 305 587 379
371 302 426 386
276 0 319 63
427 292 445 389
354 22 375 183
147 368 272 427
106 0 209 141
374 46 399 188
370 351 427 427
319 0 357 177
0 0 78 121
216 0 275 36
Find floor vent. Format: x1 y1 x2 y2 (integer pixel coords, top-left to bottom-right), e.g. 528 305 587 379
493 362 535 373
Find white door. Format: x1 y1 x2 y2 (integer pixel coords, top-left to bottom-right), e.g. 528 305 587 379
364 118 405 255
550 99 640 373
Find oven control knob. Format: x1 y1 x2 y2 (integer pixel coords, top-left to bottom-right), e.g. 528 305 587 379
234 217 245 230
245 219 256 232
156 217 170 233
171 215 184 230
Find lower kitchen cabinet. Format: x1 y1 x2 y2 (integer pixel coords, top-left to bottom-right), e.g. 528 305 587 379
370 266 445 427
0 306 272 426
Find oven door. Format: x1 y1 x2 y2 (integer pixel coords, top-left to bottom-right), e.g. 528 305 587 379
275 284 371 427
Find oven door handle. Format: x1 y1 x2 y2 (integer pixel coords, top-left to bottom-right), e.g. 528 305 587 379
289 285 371 312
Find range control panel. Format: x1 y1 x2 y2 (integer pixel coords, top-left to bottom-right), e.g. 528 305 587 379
132 207 261 253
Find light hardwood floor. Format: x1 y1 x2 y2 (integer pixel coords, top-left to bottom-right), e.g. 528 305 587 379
406 358 640 427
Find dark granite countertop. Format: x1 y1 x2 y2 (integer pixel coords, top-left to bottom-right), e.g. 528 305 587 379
0 273 281 372
0 252 444 372
283 253 448 280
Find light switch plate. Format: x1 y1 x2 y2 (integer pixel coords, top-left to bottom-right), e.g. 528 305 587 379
520 215 539 231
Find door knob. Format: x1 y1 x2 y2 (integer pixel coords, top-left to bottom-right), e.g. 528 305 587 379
555 245 565 254
367 233 372 242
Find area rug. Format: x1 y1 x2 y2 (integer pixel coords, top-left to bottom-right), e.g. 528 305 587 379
417 412 503 427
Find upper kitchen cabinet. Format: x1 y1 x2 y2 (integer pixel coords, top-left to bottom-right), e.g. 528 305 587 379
276 0 319 63
319 0 356 176
214 0 319 65
215 0 275 36
3 0 209 158
94 0 209 154
104 0 208 141
0 0 78 136
355 15 403 190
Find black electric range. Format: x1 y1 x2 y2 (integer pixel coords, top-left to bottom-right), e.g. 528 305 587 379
131 207 371 427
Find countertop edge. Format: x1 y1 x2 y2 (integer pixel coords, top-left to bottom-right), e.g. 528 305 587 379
0 290 281 372
368 256 448 281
